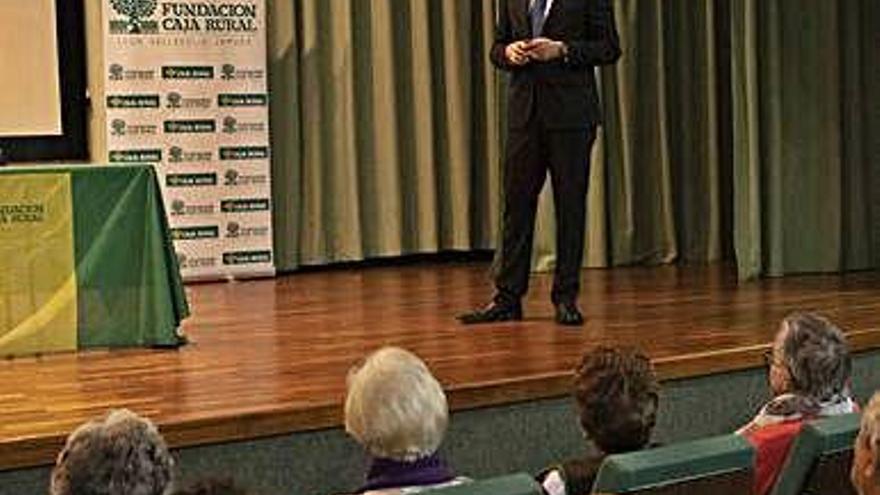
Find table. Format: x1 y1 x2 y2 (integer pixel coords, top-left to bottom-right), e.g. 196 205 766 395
0 164 188 356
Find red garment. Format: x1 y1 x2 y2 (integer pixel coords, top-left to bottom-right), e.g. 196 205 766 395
742 420 805 495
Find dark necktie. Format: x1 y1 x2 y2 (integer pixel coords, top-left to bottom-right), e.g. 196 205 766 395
530 0 548 37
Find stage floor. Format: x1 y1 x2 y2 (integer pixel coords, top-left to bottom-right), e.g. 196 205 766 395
2 263 880 470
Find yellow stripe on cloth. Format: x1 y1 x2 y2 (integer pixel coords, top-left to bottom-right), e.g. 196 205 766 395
0 174 77 356
0 274 77 354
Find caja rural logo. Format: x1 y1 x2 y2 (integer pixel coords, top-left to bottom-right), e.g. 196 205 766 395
109 0 159 34
110 1 259 35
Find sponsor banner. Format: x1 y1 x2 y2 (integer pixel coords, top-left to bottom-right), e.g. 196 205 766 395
103 0 273 281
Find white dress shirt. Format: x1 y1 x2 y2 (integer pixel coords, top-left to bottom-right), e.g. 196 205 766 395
530 0 555 20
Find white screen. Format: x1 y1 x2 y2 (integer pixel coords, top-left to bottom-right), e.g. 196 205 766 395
0 0 63 137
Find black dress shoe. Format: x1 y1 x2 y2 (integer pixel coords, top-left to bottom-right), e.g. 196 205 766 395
457 302 523 325
555 303 584 326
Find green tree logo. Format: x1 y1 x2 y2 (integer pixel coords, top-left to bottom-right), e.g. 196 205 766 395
166 92 182 109
224 169 240 186
110 0 158 34
109 64 125 80
221 64 236 80
111 119 127 136
169 146 183 163
223 116 237 134
226 222 241 238
171 199 186 215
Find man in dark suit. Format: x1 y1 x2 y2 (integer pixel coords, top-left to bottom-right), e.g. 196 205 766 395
460 0 621 326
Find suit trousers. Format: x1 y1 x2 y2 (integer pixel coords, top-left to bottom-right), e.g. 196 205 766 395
494 115 597 306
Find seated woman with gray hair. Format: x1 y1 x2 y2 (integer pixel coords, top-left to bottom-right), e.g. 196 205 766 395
345 346 464 494
51 408 175 495
738 312 857 495
853 392 880 495
537 346 659 495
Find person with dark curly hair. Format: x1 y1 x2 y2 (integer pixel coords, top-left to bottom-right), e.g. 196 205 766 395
50 409 175 495
537 347 659 495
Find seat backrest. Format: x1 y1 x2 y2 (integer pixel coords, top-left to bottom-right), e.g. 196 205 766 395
770 413 860 495
591 434 754 495
429 473 542 495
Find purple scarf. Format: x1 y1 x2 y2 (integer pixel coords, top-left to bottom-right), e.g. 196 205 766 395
358 453 456 493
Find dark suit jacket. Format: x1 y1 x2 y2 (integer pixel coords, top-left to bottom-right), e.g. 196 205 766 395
490 0 621 129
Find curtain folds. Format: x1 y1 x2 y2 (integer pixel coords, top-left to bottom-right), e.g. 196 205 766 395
269 0 880 278
270 0 500 268
731 0 880 278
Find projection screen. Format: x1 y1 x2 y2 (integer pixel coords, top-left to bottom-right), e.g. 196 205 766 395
0 0 63 137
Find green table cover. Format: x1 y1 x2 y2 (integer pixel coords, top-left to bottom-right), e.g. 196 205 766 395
0 164 188 356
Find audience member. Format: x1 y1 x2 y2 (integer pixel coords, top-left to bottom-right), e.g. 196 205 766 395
537 346 659 495
738 312 856 495
853 392 880 495
50 408 174 495
345 347 465 494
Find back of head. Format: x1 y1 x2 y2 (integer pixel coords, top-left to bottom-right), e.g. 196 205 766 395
345 347 448 462
574 347 659 454
781 313 851 401
50 409 174 495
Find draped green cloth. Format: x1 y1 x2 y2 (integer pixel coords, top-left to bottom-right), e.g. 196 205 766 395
0 164 188 357
269 0 880 279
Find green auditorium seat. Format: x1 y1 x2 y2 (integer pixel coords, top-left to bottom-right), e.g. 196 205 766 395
771 412 860 495
431 473 542 495
591 434 754 494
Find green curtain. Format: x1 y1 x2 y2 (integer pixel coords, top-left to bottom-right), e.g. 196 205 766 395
269 0 880 278
269 0 500 268
732 0 880 278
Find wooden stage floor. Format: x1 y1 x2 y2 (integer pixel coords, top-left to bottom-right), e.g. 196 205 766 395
2 263 880 470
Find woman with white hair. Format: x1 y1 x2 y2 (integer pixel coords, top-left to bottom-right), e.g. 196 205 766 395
51 408 175 495
853 392 880 495
345 346 464 494
738 312 857 495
